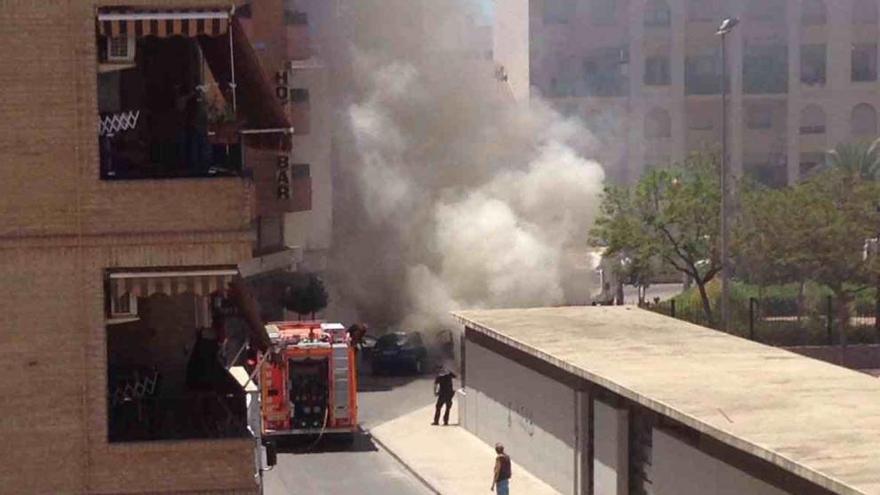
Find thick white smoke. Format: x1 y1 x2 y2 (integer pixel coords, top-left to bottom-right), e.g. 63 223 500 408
327 0 605 331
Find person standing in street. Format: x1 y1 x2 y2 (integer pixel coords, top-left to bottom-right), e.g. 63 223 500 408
491 443 512 494
432 366 457 425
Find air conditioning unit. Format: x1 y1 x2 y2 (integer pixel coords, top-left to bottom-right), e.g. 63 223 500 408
106 35 135 63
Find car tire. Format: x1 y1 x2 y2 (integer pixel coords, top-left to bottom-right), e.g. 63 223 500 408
372 364 383 376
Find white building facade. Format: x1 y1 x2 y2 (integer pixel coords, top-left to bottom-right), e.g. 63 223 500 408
495 0 880 184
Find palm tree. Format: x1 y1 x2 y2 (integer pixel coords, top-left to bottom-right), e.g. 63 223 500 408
827 138 880 180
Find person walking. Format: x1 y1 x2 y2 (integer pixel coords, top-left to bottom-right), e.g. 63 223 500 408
491 443 512 494
432 366 457 425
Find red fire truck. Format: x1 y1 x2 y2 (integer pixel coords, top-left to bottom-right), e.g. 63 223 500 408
257 321 358 441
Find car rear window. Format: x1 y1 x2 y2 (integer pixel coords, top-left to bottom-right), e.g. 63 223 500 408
376 333 404 348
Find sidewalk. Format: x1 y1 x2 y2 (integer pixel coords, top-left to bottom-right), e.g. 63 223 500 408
370 404 560 495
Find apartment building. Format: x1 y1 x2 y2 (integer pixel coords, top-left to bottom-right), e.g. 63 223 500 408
238 0 322 258
0 1 299 493
496 0 880 185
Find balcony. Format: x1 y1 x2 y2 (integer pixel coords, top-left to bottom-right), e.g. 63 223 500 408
99 110 245 180
104 268 266 443
285 10 311 61
95 8 292 181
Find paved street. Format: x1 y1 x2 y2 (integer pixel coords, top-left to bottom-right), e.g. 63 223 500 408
262 360 440 495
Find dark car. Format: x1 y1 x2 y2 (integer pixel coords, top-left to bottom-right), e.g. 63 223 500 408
371 331 428 375
359 334 378 359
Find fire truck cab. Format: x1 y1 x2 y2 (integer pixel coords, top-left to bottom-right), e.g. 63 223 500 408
258 321 358 440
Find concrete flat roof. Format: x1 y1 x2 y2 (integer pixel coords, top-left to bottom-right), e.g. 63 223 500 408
453 306 880 495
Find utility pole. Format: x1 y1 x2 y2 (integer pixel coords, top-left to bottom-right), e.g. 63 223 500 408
716 18 739 332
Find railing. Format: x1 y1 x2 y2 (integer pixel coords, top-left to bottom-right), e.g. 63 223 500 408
108 364 248 442
98 110 245 180
645 293 880 347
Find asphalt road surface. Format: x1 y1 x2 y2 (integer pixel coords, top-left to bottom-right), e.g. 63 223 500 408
262 358 442 495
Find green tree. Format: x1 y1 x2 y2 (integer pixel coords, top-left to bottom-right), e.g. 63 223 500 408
591 153 721 323
739 169 880 344
282 273 329 320
827 139 880 180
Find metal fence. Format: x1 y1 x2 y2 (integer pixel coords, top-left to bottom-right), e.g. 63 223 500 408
644 296 880 347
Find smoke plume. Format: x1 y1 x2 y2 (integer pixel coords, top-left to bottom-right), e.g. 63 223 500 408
326 0 606 331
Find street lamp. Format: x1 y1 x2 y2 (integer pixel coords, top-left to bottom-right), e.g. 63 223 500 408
716 17 739 332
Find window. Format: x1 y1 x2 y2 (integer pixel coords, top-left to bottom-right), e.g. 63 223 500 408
687 0 719 21
645 108 671 139
800 44 827 86
800 152 826 179
591 0 617 25
583 46 630 97
743 44 788 94
688 111 714 131
550 54 580 97
105 268 249 443
685 50 722 95
800 105 826 134
96 12 249 180
745 154 788 188
286 87 311 134
97 37 244 180
289 88 310 103
852 103 878 136
544 0 576 24
291 163 312 211
644 0 671 27
746 105 773 130
258 215 284 251
853 0 879 25
292 163 310 178
746 0 785 22
644 56 670 86
852 44 878 82
284 10 308 26
802 0 827 25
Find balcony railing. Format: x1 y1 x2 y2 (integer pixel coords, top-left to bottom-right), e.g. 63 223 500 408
99 110 245 180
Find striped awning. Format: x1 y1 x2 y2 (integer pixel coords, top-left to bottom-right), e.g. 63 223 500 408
108 268 237 300
97 8 231 38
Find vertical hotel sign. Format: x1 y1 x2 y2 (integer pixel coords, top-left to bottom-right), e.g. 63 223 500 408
276 70 292 201
276 155 291 199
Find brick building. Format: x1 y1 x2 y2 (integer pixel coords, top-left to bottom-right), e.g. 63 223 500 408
0 1 302 493
495 0 880 185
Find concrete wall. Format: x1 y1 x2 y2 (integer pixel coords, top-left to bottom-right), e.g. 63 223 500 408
462 338 577 495
593 401 628 495
284 61 333 258
652 429 790 495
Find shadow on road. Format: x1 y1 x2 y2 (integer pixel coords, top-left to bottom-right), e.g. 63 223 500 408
274 428 379 455
357 354 453 393
358 372 424 393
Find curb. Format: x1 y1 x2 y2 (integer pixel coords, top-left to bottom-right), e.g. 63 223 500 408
366 428 443 495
